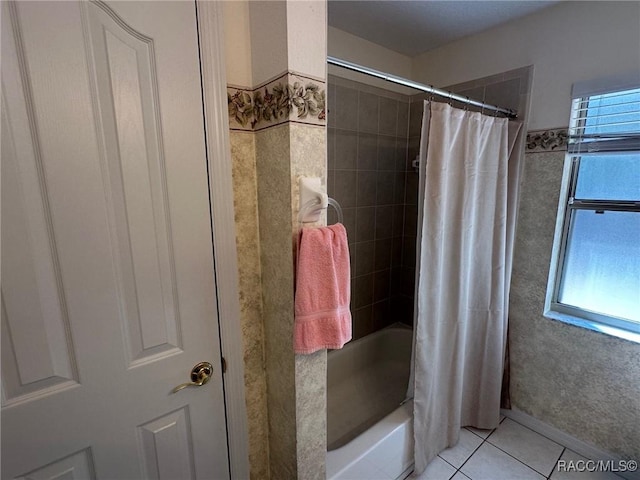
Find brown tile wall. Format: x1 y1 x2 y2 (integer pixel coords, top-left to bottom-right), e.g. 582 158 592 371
327 67 533 340
327 75 413 339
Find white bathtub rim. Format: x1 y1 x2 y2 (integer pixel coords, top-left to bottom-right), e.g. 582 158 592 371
326 399 414 479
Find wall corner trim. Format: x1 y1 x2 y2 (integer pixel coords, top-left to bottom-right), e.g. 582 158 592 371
196 2 250 479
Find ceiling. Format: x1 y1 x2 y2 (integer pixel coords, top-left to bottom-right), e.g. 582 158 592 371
328 1 559 57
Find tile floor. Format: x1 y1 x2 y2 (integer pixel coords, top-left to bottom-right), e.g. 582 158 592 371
410 416 625 480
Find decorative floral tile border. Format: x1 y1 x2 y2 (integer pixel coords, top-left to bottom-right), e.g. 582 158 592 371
228 73 326 131
526 128 568 152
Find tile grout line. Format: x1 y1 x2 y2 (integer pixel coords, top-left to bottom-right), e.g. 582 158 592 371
441 422 502 479
408 415 625 480
483 428 560 478
494 417 569 478
454 416 562 480
485 442 552 478
448 430 489 480
547 447 567 479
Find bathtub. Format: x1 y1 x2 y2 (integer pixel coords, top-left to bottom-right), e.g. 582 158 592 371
326 324 414 480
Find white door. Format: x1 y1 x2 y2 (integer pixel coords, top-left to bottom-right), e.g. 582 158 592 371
1 1 230 478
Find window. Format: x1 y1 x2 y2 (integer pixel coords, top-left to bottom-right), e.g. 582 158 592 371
545 83 640 342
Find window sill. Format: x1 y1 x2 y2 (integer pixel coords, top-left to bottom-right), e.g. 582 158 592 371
543 309 640 344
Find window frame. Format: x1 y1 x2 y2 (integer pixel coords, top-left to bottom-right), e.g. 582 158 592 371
544 89 640 344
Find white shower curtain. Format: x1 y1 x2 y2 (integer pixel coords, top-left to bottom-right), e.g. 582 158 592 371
411 101 523 473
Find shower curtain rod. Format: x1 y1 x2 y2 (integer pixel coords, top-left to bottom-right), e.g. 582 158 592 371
328 56 518 119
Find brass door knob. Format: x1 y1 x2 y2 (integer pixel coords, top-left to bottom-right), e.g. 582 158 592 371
171 362 213 393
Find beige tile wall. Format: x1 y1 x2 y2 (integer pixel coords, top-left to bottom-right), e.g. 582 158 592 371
252 122 328 480
510 148 640 458
254 124 297 479
290 123 328 480
231 121 329 480
224 3 329 478
228 131 270 480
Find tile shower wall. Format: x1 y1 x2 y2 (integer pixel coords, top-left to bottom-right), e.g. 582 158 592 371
327 75 413 339
328 67 531 340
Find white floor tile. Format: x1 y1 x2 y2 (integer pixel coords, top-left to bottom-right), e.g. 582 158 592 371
460 443 545 480
550 450 625 480
439 428 483 468
487 418 564 477
410 456 456 480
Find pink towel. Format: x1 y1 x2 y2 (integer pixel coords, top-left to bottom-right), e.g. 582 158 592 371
294 223 352 354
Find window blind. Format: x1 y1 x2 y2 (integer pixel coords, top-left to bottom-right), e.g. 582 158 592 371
568 87 640 153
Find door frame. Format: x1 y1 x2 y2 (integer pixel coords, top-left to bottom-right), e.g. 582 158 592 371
195 3 250 478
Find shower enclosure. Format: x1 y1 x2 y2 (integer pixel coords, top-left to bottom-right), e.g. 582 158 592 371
325 59 530 480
